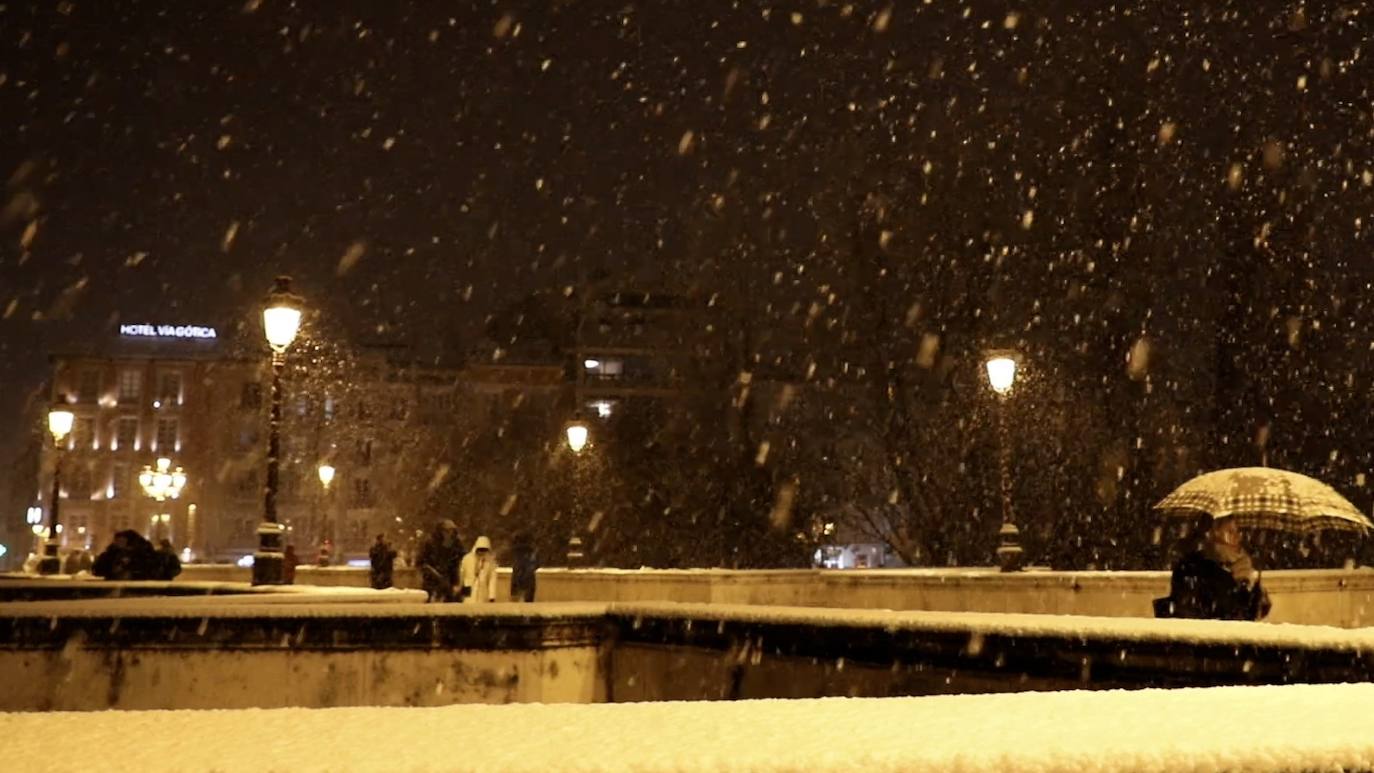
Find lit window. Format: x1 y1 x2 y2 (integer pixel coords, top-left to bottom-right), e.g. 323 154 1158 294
74 418 96 450
111 464 128 499
77 370 101 403
118 370 142 404
115 417 138 451
584 358 623 379
155 418 178 452
158 372 183 405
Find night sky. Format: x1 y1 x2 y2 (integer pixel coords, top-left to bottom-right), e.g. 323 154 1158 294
4 1 1374 553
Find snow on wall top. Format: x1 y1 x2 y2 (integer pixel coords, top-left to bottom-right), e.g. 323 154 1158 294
3 598 1374 652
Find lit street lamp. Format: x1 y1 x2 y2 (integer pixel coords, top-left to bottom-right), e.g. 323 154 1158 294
564 416 589 566
317 463 336 555
38 400 75 575
984 351 1024 572
138 457 187 542
254 276 303 585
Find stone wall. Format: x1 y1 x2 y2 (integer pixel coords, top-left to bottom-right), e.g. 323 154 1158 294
4 600 1373 711
0 606 609 711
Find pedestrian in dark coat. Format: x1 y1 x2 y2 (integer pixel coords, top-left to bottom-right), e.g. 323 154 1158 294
369 534 397 590
156 539 182 581
91 530 160 581
1156 517 1271 621
418 520 464 602
510 532 539 602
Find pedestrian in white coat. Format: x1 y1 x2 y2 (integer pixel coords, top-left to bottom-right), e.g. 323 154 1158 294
460 535 498 603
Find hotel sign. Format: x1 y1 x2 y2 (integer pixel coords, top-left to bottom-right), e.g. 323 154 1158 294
119 323 218 340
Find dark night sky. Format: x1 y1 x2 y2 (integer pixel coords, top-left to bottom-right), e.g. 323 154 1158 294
4 1 1374 522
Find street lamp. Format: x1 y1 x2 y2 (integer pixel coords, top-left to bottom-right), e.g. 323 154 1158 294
984 351 1024 572
38 401 75 574
138 457 187 542
563 415 590 565
316 463 336 556
254 276 303 585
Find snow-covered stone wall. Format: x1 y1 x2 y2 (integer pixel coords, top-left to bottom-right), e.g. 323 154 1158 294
175 565 1374 627
4 600 1372 711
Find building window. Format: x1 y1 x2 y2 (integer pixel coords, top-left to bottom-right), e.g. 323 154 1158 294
109 510 133 534
587 399 617 419
73 417 95 450
357 438 373 466
240 382 262 409
158 372 183 405
355 400 373 420
235 472 259 499
115 417 138 451
111 464 128 499
66 464 93 499
118 370 142 404
64 513 90 546
77 370 101 404
352 477 373 507
584 358 624 380
237 424 259 452
155 418 178 452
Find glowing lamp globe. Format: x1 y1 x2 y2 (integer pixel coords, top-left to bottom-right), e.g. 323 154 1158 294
263 276 304 353
565 422 589 454
985 356 1018 396
318 463 336 489
47 405 75 444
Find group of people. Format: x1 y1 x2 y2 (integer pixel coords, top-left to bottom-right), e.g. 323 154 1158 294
90 531 182 581
415 520 539 603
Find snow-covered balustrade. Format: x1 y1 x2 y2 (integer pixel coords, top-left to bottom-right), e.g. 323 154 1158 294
2 600 1372 711
4 683 1374 772
173 564 1374 627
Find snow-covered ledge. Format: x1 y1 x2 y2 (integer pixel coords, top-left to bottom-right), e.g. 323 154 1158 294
3 683 1372 772
171 565 1374 628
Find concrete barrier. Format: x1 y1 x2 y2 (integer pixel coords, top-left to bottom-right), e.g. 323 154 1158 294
176 565 1374 627
3 599 1373 711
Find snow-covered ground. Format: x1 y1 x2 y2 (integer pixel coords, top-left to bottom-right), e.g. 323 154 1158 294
3 683 1373 772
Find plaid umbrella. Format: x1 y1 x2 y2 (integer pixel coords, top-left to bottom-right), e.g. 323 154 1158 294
1154 467 1373 534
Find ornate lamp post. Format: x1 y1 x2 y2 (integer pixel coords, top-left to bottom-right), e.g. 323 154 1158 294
138 457 187 542
253 276 303 585
38 401 75 574
564 416 589 565
985 352 1024 572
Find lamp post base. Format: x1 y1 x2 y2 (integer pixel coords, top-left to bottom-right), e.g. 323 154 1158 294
996 522 1024 573
251 522 287 586
37 540 62 575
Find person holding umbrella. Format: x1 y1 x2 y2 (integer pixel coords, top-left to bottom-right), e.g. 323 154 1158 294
1153 466 1373 620
1156 516 1270 620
